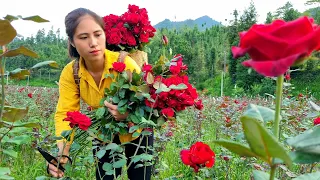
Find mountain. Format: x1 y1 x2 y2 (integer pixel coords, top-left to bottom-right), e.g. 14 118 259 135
154 15 221 31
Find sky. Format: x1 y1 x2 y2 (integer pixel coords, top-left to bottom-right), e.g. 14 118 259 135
0 0 314 38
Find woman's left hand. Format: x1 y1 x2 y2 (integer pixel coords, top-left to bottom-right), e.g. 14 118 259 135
104 100 129 121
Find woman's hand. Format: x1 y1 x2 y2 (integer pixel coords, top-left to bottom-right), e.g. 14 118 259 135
47 156 69 178
104 100 129 121
47 142 71 177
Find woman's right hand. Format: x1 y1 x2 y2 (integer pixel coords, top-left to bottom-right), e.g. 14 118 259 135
47 142 71 177
47 156 69 178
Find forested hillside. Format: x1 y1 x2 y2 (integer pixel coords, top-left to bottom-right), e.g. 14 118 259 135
7 1 320 98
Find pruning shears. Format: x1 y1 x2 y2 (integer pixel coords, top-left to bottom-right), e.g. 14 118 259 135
37 147 72 173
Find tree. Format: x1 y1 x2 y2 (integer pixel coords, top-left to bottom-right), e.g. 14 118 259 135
265 12 274 23
275 2 301 21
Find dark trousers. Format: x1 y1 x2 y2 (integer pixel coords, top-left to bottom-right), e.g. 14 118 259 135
93 134 153 180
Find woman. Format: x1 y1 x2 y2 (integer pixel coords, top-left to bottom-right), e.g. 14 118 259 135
47 8 153 180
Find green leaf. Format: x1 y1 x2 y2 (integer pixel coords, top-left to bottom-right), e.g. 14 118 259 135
213 140 257 157
241 116 292 167
118 104 128 114
12 122 40 128
9 68 30 80
0 167 10 175
102 162 113 174
122 84 130 89
309 101 320 112
141 130 152 136
3 46 38 58
35 176 48 180
96 149 106 159
119 88 126 99
3 149 17 158
0 174 14 180
146 72 154 84
129 125 139 133
154 82 170 94
0 20 17 46
31 61 59 69
157 116 166 126
105 143 119 150
292 171 320 180
3 15 19 22
253 170 278 180
105 73 115 79
95 107 106 119
289 151 320 164
243 104 278 122
129 114 141 124
112 96 120 104
2 106 28 122
6 135 31 145
169 83 188 90
22 15 49 22
132 70 142 85
286 126 320 155
113 158 126 168
118 99 128 107
61 130 72 139
139 84 150 94
132 132 140 138
132 153 153 163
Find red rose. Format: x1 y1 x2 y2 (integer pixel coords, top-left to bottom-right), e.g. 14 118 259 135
112 62 126 73
142 63 153 72
107 28 122 45
28 93 33 98
64 111 92 131
194 100 204 110
232 16 320 77
139 33 149 43
124 32 137 46
161 108 175 118
314 117 320 126
180 142 215 173
169 65 181 75
128 4 140 13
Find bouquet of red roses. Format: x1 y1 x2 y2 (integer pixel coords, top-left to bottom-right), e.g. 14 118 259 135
141 54 203 126
103 4 156 53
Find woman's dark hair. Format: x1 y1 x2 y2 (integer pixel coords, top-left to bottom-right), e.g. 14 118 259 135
65 8 105 58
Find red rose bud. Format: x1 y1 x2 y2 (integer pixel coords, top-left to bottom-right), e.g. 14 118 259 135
232 16 320 77
18 88 25 92
314 117 320 126
28 93 33 98
142 63 153 72
112 62 126 72
285 74 291 81
162 35 168 46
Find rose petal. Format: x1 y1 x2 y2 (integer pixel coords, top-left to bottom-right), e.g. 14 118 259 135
284 27 320 58
180 150 192 165
205 159 215 168
231 46 249 59
271 16 314 41
242 53 303 77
